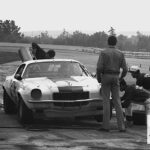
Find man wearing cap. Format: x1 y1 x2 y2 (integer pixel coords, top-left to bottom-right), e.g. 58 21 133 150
96 35 128 132
129 65 150 90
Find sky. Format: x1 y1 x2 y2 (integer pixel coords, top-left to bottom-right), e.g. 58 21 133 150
0 0 150 36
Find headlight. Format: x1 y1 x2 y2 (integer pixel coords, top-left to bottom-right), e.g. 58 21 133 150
31 89 42 99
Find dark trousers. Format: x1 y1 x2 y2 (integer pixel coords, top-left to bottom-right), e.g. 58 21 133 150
101 74 125 130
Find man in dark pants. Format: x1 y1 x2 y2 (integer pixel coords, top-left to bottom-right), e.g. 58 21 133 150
96 35 128 132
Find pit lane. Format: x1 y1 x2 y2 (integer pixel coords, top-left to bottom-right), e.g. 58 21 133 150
0 55 149 149
0 101 149 150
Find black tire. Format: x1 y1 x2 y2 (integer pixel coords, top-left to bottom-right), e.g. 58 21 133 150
132 111 146 125
95 115 103 122
18 98 33 124
3 90 17 114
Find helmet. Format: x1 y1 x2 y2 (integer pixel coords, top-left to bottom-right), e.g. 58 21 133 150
129 65 140 73
47 49 55 59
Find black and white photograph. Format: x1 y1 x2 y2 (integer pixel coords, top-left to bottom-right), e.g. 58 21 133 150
0 0 150 149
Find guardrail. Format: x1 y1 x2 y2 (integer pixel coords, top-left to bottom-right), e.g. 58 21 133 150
123 51 150 59
79 48 150 59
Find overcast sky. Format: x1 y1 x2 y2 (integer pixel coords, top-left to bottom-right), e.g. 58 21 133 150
0 0 150 35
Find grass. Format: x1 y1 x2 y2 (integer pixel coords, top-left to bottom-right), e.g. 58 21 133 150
0 51 20 64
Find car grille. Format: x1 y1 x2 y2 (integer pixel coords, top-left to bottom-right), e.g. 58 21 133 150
53 101 89 107
53 91 89 100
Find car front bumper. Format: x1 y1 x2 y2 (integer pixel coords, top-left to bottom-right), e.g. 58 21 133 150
26 98 103 118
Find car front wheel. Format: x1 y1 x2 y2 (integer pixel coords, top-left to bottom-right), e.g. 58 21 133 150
18 98 33 124
3 90 16 114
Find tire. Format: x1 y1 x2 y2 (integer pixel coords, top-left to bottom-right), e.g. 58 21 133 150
18 98 33 124
132 111 146 125
3 90 17 114
95 115 103 122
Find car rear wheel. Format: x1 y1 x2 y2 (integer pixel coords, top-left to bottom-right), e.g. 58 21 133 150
3 90 17 114
18 98 33 124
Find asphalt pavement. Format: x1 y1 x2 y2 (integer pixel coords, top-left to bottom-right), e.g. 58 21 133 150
0 105 149 150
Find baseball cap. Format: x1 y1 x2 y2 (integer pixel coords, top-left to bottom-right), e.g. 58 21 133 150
129 65 140 73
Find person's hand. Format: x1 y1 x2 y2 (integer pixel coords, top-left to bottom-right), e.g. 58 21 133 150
135 85 143 90
119 77 124 82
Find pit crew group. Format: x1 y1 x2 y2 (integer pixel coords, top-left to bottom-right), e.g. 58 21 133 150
31 38 150 132
96 35 150 132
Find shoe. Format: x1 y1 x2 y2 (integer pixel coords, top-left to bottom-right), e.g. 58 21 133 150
119 129 126 132
99 128 109 132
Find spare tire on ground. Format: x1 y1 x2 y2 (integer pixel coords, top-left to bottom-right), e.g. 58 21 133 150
132 111 146 125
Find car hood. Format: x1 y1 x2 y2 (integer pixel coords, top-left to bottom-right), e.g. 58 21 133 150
22 76 99 89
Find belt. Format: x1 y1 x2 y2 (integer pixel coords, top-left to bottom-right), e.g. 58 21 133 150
103 71 119 75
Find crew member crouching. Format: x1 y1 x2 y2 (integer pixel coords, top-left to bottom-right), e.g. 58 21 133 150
120 79 150 126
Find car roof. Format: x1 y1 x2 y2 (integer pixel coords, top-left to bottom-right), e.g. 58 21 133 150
23 59 80 65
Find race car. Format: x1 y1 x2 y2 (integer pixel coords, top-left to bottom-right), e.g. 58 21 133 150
2 50 104 124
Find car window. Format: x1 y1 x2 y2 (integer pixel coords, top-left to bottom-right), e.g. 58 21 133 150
14 64 25 78
23 61 88 78
58 62 87 77
23 64 41 78
48 64 60 72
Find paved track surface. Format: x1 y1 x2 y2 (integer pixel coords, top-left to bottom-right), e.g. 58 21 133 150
0 105 149 150
0 51 150 149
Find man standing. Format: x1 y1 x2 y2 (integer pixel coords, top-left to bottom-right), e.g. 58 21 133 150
96 35 128 132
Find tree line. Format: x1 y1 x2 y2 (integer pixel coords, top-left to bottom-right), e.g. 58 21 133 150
1 20 150 52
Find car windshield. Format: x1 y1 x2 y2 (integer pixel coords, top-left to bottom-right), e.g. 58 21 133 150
23 61 88 78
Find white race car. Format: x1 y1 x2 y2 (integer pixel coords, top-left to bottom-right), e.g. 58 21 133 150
2 51 103 124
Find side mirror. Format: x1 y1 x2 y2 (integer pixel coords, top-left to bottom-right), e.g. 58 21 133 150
15 74 22 80
91 72 96 78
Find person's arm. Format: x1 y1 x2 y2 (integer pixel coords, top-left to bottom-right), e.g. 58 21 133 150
121 86 133 108
96 52 104 83
121 86 133 101
136 74 144 87
120 53 128 80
